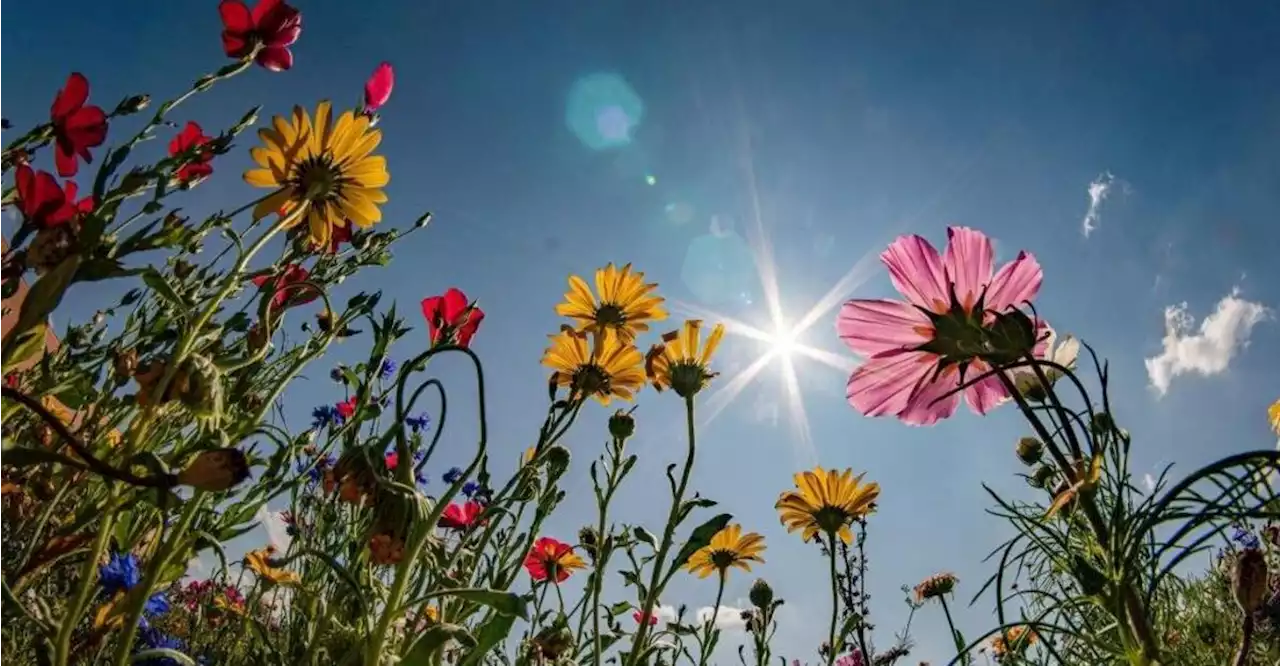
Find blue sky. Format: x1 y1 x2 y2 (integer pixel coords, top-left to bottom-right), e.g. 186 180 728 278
5 1 1279 662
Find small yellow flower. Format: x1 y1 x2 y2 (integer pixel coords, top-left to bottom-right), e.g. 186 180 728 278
989 625 1038 658
1045 454 1104 518
1269 398 1280 435
40 395 74 426
245 547 300 586
555 263 666 340
542 327 645 405
244 101 389 249
685 524 766 579
775 467 880 544
423 604 440 623
645 320 725 398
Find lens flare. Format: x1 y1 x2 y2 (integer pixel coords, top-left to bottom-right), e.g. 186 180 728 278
565 73 644 151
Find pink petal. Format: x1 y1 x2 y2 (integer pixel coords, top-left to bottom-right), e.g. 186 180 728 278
985 251 1043 312
836 299 932 356
961 360 1010 416
881 234 949 313
897 365 962 426
942 226 994 313
364 62 394 112
846 349 934 419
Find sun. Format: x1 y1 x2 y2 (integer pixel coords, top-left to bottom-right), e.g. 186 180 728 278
768 326 798 358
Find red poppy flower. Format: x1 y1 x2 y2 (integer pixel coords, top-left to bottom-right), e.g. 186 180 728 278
420 288 485 348
633 610 659 626
219 0 302 72
334 397 358 420
384 451 399 470
523 537 586 584
169 121 215 183
15 165 94 228
363 62 395 116
438 500 484 530
251 264 318 310
50 73 108 177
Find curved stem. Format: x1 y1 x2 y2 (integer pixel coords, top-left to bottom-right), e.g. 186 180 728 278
628 396 699 666
826 534 839 666
52 506 117 666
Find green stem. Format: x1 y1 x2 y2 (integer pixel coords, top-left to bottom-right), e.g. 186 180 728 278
699 571 727 666
109 494 205 666
938 595 966 666
826 533 839 666
628 397 699 666
52 504 117 666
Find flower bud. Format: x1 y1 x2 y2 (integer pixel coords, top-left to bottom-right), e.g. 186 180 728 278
113 94 151 115
608 409 636 440
113 349 139 381
1232 548 1268 613
545 445 571 476
173 260 195 280
1029 465 1056 490
1015 437 1043 466
749 578 774 609
1090 412 1116 438
578 526 600 560
415 211 433 229
176 448 250 491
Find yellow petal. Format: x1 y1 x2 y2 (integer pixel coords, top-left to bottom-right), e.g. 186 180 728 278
244 168 280 188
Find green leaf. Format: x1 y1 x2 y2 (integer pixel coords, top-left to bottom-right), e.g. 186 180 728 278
402 623 476 666
131 649 196 665
0 447 88 471
3 257 78 367
75 257 136 282
670 513 733 569
458 612 517 666
608 601 633 617
2 323 49 373
633 526 657 549
437 589 528 621
142 269 189 311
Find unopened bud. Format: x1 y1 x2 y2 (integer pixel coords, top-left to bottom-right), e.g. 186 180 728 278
544 445 570 475
749 578 774 609
173 260 195 280
176 448 250 491
1015 437 1043 466
114 94 151 115
1090 412 1116 438
1029 465 1056 490
112 349 139 380
415 212 433 229
1232 548 1268 613
608 409 636 440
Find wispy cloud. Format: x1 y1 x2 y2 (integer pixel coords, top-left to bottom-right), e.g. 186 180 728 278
1142 473 1156 493
696 605 748 631
1081 172 1121 238
656 605 678 623
1144 287 1270 395
255 505 293 552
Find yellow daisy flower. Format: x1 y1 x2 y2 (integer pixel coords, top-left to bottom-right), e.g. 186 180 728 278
555 263 666 339
1269 398 1280 435
542 327 645 405
775 467 880 544
244 546 300 585
244 101 389 248
685 524 766 579
645 319 725 398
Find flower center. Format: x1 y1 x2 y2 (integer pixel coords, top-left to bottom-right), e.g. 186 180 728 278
294 156 343 201
813 506 850 534
669 361 709 398
710 548 738 570
595 303 626 327
573 364 610 397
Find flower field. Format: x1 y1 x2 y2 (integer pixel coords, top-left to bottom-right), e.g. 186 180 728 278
2 3 1279 666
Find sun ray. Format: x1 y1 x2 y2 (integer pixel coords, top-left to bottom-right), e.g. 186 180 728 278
779 355 817 466
698 352 776 428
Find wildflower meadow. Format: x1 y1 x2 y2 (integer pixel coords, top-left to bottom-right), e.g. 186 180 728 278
2 3 1279 666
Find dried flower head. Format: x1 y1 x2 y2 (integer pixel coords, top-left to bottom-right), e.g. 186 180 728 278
913 572 958 602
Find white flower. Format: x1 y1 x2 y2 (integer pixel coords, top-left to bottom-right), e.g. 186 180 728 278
1012 332 1080 401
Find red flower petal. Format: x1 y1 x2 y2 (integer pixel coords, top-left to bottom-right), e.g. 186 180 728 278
222 31 252 58
441 288 469 323
51 73 89 121
255 46 294 72
218 0 253 33
250 0 283 25
363 62 394 113
455 308 485 347
54 145 79 178
420 296 444 343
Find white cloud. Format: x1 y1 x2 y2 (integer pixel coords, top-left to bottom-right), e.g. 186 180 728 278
696 605 748 631
655 605 678 623
255 505 293 552
1081 172 1120 238
1144 288 1269 395
1142 473 1156 493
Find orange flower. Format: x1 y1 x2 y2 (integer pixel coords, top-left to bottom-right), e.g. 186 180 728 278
523 537 586 584
989 625 1037 658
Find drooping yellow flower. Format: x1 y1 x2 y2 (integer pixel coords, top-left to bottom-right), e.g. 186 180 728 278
542 327 645 405
645 320 725 398
244 101 389 248
244 547 300 585
775 467 880 545
685 524 766 579
1269 398 1280 435
555 263 666 339
989 625 1038 658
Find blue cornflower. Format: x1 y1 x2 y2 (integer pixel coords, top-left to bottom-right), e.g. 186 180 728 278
405 413 431 433
330 367 347 384
462 481 480 497
144 592 170 617
472 486 494 505
1232 527 1261 550
99 552 141 597
311 405 341 429
136 627 187 665
443 467 463 484
306 454 336 484
380 359 397 379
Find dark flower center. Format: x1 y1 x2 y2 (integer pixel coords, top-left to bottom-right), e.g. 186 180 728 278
813 506 850 534
710 549 739 570
293 156 345 201
595 303 626 327
574 365 610 397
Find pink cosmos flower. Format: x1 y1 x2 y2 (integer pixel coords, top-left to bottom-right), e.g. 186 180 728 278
837 226 1049 426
